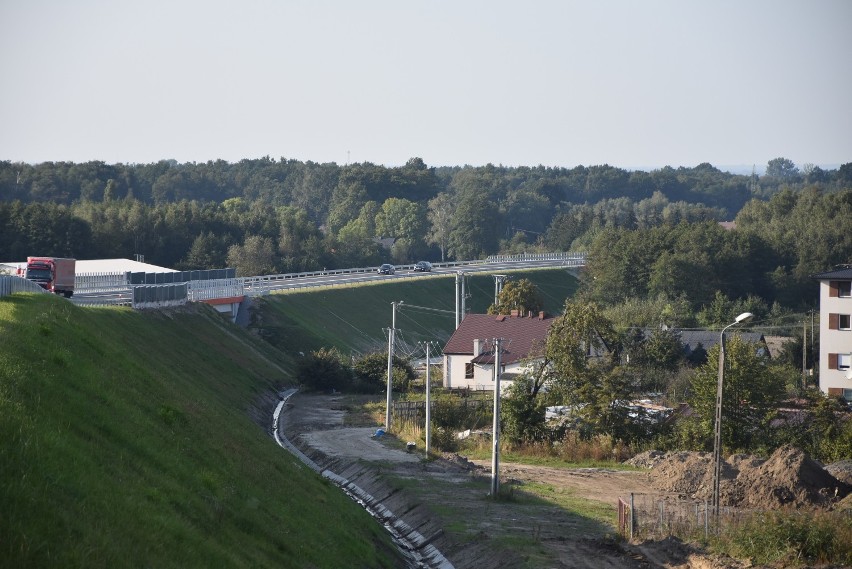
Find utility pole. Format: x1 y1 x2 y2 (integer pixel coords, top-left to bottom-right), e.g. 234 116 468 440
425 342 432 454
386 301 401 431
461 273 466 322
490 337 503 498
493 275 508 307
802 320 807 389
455 272 466 328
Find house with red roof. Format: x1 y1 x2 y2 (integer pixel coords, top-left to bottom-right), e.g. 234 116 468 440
442 311 553 390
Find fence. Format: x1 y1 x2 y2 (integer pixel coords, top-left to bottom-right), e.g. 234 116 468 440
132 283 188 309
128 268 236 285
70 251 585 309
485 252 587 265
0 275 47 298
392 398 492 421
187 279 245 301
75 272 129 292
617 492 759 541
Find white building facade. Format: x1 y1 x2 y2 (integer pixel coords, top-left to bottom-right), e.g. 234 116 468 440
814 267 852 401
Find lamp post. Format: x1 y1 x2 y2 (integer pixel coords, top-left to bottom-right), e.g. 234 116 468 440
711 311 753 517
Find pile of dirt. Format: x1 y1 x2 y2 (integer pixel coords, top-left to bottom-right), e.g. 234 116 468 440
648 451 715 496
648 445 852 509
624 450 668 469
734 445 850 508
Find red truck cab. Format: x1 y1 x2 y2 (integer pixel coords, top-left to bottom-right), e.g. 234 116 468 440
24 257 76 298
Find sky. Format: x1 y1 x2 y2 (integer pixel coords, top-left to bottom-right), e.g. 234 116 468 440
1 0 850 172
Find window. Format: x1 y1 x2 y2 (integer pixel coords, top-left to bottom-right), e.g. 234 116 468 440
465 363 474 378
840 281 852 297
841 314 852 330
839 354 852 370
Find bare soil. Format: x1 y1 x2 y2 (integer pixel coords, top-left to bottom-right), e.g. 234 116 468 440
279 394 850 569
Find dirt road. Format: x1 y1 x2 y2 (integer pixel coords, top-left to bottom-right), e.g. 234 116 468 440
280 393 738 569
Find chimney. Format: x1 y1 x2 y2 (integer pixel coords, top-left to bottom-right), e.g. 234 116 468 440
510 310 519 317
539 311 545 320
473 338 482 356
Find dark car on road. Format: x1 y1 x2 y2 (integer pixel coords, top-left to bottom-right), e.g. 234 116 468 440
413 261 432 272
377 264 395 275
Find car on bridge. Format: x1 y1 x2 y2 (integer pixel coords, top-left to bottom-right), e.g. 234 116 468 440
413 261 432 272
377 264 395 275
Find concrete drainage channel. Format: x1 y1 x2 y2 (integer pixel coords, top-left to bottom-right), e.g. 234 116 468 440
272 389 454 569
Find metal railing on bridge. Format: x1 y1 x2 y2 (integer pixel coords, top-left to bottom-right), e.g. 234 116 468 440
485 251 586 264
0 275 48 298
69 251 587 309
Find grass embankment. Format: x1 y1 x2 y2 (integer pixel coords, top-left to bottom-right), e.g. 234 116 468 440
253 267 579 359
0 294 401 568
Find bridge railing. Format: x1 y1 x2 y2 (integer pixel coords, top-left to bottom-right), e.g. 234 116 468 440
132 283 188 309
187 279 245 301
0 275 48 298
485 252 587 264
76 272 130 292
72 252 587 308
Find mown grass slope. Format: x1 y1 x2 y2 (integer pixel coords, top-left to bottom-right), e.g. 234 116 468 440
0 294 401 568
253 268 579 359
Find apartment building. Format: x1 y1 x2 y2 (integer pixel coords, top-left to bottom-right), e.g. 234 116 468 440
813 266 852 401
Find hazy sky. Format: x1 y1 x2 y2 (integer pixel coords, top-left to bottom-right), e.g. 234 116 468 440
2 1 850 170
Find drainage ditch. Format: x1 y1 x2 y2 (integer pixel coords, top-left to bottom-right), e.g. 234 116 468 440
272 389 454 569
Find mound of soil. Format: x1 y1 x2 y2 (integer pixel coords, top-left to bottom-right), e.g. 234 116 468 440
734 445 850 508
648 445 852 509
624 450 667 469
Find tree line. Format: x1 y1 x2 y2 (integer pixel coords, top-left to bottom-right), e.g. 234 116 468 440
1 157 850 312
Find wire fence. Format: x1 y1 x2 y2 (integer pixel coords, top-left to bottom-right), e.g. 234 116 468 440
618 492 762 541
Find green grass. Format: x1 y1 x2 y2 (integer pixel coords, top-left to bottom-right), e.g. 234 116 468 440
0 294 401 568
254 268 579 359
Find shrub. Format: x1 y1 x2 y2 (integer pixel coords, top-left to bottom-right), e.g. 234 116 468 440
353 352 415 393
717 509 852 566
295 347 352 392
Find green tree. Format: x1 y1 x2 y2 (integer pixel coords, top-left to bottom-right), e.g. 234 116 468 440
227 235 277 277
182 231 228 269
326 182 368 236
353 352 415 393
296 347 352 392
501 375 547 444
688 336 785 453
765 157 799 179
545 300 619 409
487 278 544 316
448 191 502 260
375 198 426 261
426 193 454 261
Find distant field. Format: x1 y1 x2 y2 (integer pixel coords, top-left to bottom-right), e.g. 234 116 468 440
253 267 580 359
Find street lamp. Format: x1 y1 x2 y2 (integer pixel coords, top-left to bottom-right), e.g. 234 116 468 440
712 311 753 517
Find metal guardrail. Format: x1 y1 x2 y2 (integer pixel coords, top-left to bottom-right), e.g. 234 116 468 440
187 279 244 301
67 252 588 309
0 275 48 297
485 252 587 264
132 283 188 309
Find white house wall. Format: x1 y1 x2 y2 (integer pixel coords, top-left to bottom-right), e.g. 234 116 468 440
443 355 535 391
820 280 852 397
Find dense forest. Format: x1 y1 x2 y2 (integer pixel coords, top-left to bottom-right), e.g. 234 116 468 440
1 157 850 313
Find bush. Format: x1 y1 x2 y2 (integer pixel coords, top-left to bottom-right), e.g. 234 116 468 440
295 347 352 392
353 352 416 393
717 509 852 566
